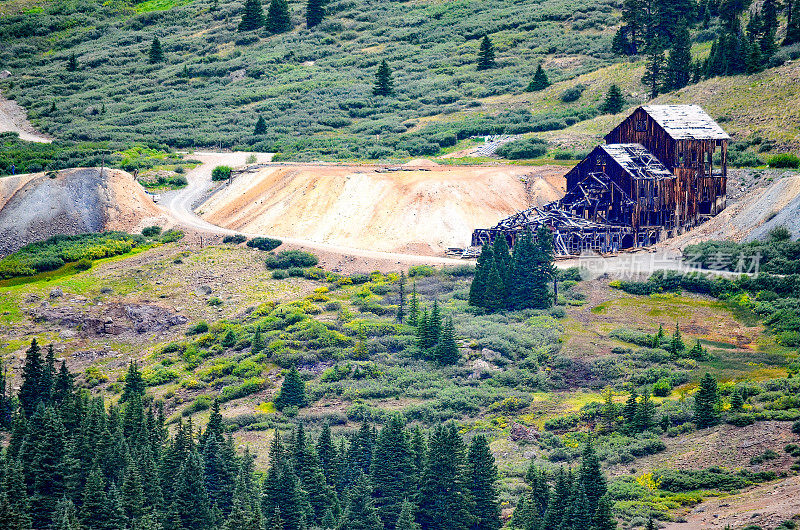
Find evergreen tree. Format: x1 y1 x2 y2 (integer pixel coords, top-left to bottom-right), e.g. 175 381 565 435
600 387 619 433
664 20 692 90
66 53 78 72
397 271 406 324
468 245 494 308
408 283 419 326
642 41 665 99
687 339 705 360
1 458 31 530
148 38 164 64
266 0 292 34
27 405 68 528
593 494 618 530
81 466 110 529
239 0 265 31
434 316 460 365
634 389 656 432
0 360 12 428
527 64 550 91
306 0 324 28
786 0 800 45
254 115 267 135
251 327 264 354
274 366 306 409
317 422 339 488
19 338 44 416
477 35 496 70
43 343 56 402
621 0 647 54
670 323 685 355
122 459 145 523
483 263 506 313
373 60 395 97
622 389 639 430
578 438 607 514
395 499 420 530
730 388 744 411
54 496 80 530
174 451 213 530
694 372 721 428
600 84 625 114
417 423 475 530
371 415 413 529
492 234 512 294
416 307 430 351
509 227 554 310
466 435 500 530
341 473 383 529
652 324 665 348
541 467 572 529
121 360 146 403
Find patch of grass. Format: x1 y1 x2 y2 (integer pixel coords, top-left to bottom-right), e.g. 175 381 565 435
133 0 194 12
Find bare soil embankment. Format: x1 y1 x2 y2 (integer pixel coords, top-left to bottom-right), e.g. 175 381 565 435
0 168 169 255
0 93 52 143
198 161 566 254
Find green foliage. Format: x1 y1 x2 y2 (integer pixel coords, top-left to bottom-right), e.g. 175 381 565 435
148 37 164 64
246 237 282 251
223 234 247 244
373 60 395 97
527 64 550 91
266 0 292 34
74 258 93 271
274 366 307 409
141 226 162 237
0 232 143 279
161 229 184 243
694 373 721 428
265 250 318 269
477 35 496 70
560 84 586 103
211 166 232 181
768 153 800 168
496 137 548 159
600 84 625 114
239 0 265 31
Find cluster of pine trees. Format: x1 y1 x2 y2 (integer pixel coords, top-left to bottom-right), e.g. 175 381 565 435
510 441 616 530
398 284 460 365
617 0 799 98
239 0 317 34
469 228 555 313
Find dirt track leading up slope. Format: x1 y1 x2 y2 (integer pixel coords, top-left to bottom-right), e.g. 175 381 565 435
198 162 566 254
0 168 166 255
0 93 52 143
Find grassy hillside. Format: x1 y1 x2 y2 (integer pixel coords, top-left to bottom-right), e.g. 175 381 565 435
2 235 799 524
0 0 622 159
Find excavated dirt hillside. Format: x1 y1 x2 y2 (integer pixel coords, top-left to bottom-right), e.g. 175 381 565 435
198 162 566 254
0 168 169 255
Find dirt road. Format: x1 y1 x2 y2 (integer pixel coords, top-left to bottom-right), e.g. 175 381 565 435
0 93 52 143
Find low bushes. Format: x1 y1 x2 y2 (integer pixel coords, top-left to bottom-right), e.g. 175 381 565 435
265 250 318 269
222 234 247 244
247 237 282 251
768 153 800 168
496 137 548 160
211 165 232 181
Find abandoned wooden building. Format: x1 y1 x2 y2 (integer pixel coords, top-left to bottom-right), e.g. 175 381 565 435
471 105 730 255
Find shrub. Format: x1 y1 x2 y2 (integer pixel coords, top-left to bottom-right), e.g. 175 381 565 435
222 234 247 244
408 265 436 277
496 137 547 160
142 226 162 237
75 258 93 271
161 229 184 243
768 153 800 169
207 297 223 306
272 270 289 279
187 321 210 335
653 377 673 397
560 84 586 103
265 250 319 269
211 165 232 181
247 237 282 251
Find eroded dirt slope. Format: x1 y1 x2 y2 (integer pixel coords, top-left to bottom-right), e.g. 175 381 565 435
198 161 566 254
0 168 169 255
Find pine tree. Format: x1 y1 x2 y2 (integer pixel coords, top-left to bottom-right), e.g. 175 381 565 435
266 0 291 33
121 360 146 403
149 38 164 64
466 435 500 530
527 64 550 91
43 343 56 402
468 245 494 308
579 438 607 514
665 20 692 90
306 0 324 28
317 422 339 488
434 316 460 365
593 494 618 530
621 0 647 54
600 84 625 114
340 473 383 529
492 234 512 294
509 227 554 310
642 41 665 99
429 301 442 345
373 60 395 97
542 467 571 529
670 323 685 355
600 387 619 433
239 0 265 31
653 324 665 348
1 458 31 530
0 360 10 428
417 423 475 530
81 466 110 529
416 307 430 351
174 451 213 529
694 372 721 428
687 339 705 360
477 35 496 70
19 338 44 416
395 499 420 530
408 283 419 326
66 53 78 72
730 388 744 411
622 389 639 431
371 415 413 528
251 327 264 354
397 271 406 324
634 389 656 432
785 0 800 45
122 459 145 523
54 496 80 530
483 263 506 313
254 115 267 135
274 366 306 409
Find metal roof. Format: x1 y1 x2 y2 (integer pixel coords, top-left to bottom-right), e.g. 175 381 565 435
641 104 731 140
600 144 674 180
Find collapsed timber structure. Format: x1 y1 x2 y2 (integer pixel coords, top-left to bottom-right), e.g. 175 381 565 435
471 105 730 256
